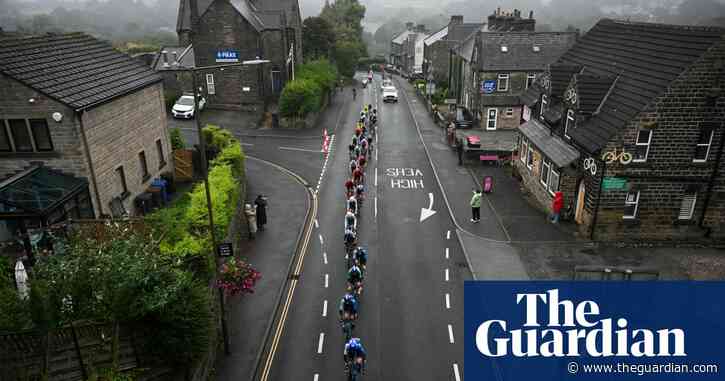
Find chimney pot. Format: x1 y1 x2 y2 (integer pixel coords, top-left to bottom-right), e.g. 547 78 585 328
529 10 534 19
161 50 169 67
172 51 179 65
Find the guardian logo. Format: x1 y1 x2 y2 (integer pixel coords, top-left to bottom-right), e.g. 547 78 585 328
475 289 687 358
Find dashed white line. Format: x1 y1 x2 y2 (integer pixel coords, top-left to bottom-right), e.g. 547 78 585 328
279 146 322 153
453 364 461 381
374 197 378 218
374 167 378 187
445 248 449 259
448 324 455 344
445 268 450 282
445 293 451 309
317 332 325 354
447 230 451 239
322 300 328 317
323 252 328 264
314 219 319 228
313 374 319 381
240 142 254 147
324 274 329 288
319 234 324 245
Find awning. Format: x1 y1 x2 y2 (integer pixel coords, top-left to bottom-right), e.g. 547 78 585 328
519 118 580 168
458 129 517 152
0 165 88 216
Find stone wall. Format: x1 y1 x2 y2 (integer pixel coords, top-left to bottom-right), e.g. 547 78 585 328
478 106 521 130
424 39 452 85
82 83 173 216
0 74 89 181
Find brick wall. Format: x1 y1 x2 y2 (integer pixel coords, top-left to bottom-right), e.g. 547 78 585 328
82 83 172 216
0 74 90 182
587 39 725 242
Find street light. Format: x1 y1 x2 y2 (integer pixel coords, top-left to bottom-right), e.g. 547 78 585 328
189 59 270 355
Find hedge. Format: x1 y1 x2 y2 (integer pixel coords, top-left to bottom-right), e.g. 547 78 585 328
279 59 338 118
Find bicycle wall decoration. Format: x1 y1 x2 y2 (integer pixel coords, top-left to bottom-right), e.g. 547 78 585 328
601 148 633 165
583 157 597 175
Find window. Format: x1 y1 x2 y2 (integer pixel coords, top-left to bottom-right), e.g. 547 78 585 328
679 193 697 220
505 108 514 118
693 128 714 162
156 139 166 168
138 151 149 181
540 158 550 187
633 129 652 162
520 138 528 164
116 166 129 198
29 119 53 151
206 73 216 95
497 73 509 92
623 191 640 219
526 145 534 170
564 109 574 139
539 94 548 121
486 108 497 130
526 73 536 89
8 119 33 152
0 121 10 151
548 169 560 195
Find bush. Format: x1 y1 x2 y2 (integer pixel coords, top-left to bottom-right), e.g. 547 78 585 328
296 59 338 94
211 142 245 180
165 91 179 112
170 128 185 150
187 164 239 242
202 125 235 151
0 277 31 332
279 78 322 118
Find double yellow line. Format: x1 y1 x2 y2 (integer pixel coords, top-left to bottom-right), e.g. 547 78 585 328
259 191 318 381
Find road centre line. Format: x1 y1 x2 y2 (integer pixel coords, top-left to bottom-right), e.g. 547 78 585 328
323 252 328 264
313 374 319 381
278 146 322 153
324 274 329 288
448 324 455 344
317 333 325 354
445 248 449 259
453 364 461 381
447 230 451 239
319 234 324 245
322 300 328 317
375 167 378 187
314 219 319 228
445 268 450 282
445 293 451 309
374 197 378 218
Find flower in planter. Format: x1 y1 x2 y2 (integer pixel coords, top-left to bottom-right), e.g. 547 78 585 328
217 257 261 296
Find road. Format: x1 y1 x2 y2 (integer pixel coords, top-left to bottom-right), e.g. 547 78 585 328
259 73 473 381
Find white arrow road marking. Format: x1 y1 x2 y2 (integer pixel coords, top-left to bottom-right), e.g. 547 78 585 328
419 192 437 222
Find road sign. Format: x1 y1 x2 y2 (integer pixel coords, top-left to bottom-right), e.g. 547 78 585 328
602 177 627 191
481 80 496 94
216 50 240 63
217 242 233 257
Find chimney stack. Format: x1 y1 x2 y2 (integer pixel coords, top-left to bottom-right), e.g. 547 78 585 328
406 22 414 31
529 10 534 19
450 15 463 26
416 24 426 33
161 50 169 68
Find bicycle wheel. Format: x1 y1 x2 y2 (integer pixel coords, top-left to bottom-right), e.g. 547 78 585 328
620 152 633 165
601 151 616 163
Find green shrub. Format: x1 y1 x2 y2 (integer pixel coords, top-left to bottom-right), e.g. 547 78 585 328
202 125 235 151
279 78 322 118
170 128 185 150
297 59 338 93
0 277 31 332
211 142 245 180
165 92 179 112
186 164 239 244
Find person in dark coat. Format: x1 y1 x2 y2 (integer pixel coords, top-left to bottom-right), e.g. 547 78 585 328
456 138 464 165
255 194 268 230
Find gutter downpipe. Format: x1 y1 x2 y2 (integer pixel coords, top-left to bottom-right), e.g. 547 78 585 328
698 121 725 237
77 110 104 217
589 157 605 241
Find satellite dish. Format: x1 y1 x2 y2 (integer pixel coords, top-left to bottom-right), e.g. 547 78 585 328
52 112 63 122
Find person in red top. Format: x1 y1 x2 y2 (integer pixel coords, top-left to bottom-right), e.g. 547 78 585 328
550 191 564 224
345 179 355 197
352 168 364 185
357 156 367 169
355 127 362 137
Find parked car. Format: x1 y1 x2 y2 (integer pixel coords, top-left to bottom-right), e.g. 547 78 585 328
171 94 205 119
381 78 393 90
382 86 399 103
453 106 476 129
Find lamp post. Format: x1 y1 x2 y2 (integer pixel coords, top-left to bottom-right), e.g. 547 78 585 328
189 59 270 356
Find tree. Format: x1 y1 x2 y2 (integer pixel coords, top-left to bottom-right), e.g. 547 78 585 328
279 79 322 118
302 17 335 60
334 40 363 78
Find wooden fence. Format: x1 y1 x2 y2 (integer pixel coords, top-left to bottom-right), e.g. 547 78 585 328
0 322 142 381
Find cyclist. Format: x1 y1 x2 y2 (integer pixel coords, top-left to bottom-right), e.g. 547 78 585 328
345 178 355 198
360 139 368 157
347 196 358 216
349 158 357 174
344 337 367 369
347 264 363 294
344 228 357 249
345 210 357 232
339 293 359 321
353 246 368 270
349 143 356 160
357 155 367 169
352 88 357 99
355 184 365 203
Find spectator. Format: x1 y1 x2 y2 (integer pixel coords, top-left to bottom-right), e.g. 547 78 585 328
551 192 564 224
255 194 268 231
470 190 482 223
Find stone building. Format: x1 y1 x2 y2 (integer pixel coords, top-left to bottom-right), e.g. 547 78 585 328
423 16 483 86
390 22 416 70
176 0 302 110
516 19 725 242
0 32 172 245
400 24 429 77
152 45 195 102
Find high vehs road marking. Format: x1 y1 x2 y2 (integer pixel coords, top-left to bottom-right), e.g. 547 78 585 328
448 324 455 344
317 332 325 354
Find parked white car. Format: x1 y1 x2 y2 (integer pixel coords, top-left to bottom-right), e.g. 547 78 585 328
172 94 205 119
382 86 398 103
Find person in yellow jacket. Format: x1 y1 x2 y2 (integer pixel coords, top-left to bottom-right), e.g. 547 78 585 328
470 189 482 223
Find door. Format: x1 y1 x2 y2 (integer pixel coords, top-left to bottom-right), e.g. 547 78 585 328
575 180 586 224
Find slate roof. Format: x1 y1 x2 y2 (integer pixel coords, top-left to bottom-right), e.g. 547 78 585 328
550 63 582 97
559 19 725 152
478 32 578 71
455 31 478 62
519 118 580 167
424 26 448 46
520 83 543 106
449 23 485 42
575 74 616 114
392 30 415 45
0 32 162 111
177 0 286 32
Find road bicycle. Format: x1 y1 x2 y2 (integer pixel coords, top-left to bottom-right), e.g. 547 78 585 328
583 157 597 175
601 148 633 165
346 358 365 381
341 319 355 342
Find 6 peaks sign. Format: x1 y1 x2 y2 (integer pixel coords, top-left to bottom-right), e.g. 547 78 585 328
464 282 725 380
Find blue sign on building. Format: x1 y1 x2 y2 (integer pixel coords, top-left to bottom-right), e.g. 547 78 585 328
481 80 496 94
216 50 240 63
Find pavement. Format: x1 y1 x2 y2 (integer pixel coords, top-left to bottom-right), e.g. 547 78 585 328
215 157 309 381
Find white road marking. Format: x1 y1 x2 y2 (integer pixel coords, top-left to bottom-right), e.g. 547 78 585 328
313 374 319 381
317 333 325 354
445 268 450 282
322 300 328 317
448 324 455 344
453 364 461 381
375 145 378 161
445 293 451 309
374 197 378 218
323 252 328 264
240 142 254 147
278 146 323 153
319 234 324 245
375 167 378 187
314 219 319 228
445 248 449 259
447 230 451 239
324 274 329 288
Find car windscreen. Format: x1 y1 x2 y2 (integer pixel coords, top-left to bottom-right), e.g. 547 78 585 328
177 97 195 106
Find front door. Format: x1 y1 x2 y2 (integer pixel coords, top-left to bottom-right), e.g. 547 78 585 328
575 180 586 224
